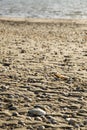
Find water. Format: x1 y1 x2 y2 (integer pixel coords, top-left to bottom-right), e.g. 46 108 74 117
0 0 87 19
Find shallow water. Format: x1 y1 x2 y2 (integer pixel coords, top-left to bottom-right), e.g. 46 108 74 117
0 0 87 19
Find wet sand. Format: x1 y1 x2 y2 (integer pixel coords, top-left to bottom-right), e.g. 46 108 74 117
0 18 87 130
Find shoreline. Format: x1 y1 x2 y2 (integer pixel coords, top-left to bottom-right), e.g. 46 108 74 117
0 16 87 24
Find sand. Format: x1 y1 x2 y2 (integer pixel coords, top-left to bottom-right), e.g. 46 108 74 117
0 18 87 130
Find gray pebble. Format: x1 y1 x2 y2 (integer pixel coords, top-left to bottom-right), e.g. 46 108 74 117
9 106 17 110
83 120 87 125
8 104 17 110
37 126 45 130
66 118 76 126
8 94 14 98
24 97 32 102
1 85 9 90
28 108 46 116
18 120 25 126
34 116 42 121
34 104 45 110
12 112 19 117
24 103 30 107
46 116 57 124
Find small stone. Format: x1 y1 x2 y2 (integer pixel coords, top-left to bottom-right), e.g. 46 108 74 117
14 94 19 98
83 120 87 125
34 105 45 110
24 103 30 107
37 126 45 130
20 49 26 53
18 120 25 126
27 126 33 129
28 108 46 116
34 117 42 121
3 62 10 66
26 116 32 120
1 85 9 90
75 123 80 128
8 94 14 98
63 107 68 111
12 112 19 116
8 104 17 111
9 106 17 110
66 118 76 126
46 116 57 124
24 97 32 102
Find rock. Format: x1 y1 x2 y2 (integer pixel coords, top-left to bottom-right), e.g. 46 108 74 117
37 126 45 130
28 108 46 116
18 120 25 126
34 104 45 110
83 120 87 125
12 112 19 116
3 62 10 66
1 85 9 90
24 97 32 102
9 106 17 110
34 116 42 121
24 103 30 107
46 116 57 124
8 94 14 98
8 104 17 111
66 118 76 126
20 49 26 53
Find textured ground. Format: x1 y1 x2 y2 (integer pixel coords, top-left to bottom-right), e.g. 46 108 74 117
0 18 87 130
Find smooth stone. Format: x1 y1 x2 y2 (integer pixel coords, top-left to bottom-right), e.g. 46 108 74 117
34 105 45 110
83 120 87 125
1 85 9 90
8 94 14 98
34 116 42 121
18 120 25 126
46 116 57 124
3 62 10 66
12 112 19 116
66 118 76 126
37 126 45 130
24 103 30 107
8 104 17 110
9 106 17 110
24 97 32 102
28 108 46 116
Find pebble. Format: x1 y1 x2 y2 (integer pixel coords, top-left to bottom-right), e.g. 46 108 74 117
8 104 17 111
28 108 46 116
8 94 14 98
83 120 87 125
9 106 17 110
66 118 76 126
1 85 9 90
34 104 45 110
24 103 30 107
34 116 42 121
37 126 45 130
3 62 10 66
24 96 32 102
12 112 19 117
46 116 57 124
18 120 25 126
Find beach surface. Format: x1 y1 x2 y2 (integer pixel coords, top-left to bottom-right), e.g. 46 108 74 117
0 18 87 130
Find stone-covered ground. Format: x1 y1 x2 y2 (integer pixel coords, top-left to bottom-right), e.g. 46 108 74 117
0 19 87 130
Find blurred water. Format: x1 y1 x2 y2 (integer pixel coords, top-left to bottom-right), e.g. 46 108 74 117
0 0 87 19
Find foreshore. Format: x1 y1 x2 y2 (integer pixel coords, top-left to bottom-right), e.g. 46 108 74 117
0 17 87 130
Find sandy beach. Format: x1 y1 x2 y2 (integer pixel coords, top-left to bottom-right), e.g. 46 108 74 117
0 18 87 130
